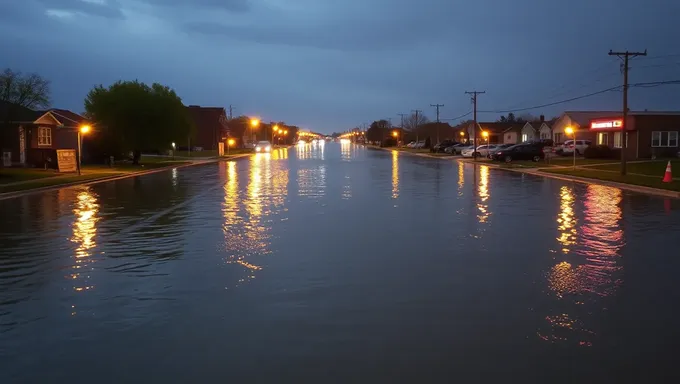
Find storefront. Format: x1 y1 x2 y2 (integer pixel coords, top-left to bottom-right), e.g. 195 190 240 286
588 112 680 159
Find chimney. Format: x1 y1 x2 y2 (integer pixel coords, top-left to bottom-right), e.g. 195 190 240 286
540 115 545 122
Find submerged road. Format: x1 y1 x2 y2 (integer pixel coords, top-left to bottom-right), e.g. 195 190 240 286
2 142 680 383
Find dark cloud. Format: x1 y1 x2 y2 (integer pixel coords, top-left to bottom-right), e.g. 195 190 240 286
139 0 250 12
184 19 447 52
36 0 125 19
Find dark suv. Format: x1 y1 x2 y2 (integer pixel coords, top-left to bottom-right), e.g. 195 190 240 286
491 144 545 163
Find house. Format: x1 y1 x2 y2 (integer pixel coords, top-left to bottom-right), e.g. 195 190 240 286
1 101 89 167
465 122 523 145
519 115 554 143
185 105 229 150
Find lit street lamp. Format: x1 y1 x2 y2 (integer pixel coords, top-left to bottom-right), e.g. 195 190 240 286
565 126 576 169
227 138 235 155
77 124 90 176
459 130 465 143
171 142 176 159
392 130 399 147
250 118 260 146
481 131 489 158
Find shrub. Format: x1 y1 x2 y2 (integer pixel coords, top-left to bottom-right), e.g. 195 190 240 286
583 145 621 159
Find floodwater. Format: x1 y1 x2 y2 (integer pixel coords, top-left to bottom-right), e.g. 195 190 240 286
2 142 680 383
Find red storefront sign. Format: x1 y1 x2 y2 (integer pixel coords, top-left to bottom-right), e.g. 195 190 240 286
590 119 623 129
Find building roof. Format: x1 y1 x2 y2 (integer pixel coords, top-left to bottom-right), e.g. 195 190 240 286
47 109 89 127
562 111 622 126
0 100 43 122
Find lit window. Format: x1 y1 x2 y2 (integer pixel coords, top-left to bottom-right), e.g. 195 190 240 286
613 132 622 148
38 127 52 146
521 133 528 142
598 132 609 145
651 131 679 147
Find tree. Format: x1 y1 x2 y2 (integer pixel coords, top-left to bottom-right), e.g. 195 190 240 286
1 69 51 158
403 112 429 131
366 119 389 142
84 80 192 164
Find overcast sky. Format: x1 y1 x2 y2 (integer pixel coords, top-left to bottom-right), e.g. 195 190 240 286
1 0 678 133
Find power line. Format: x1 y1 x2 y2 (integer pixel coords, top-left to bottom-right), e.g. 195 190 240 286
480 86 621 114
441 111 472 121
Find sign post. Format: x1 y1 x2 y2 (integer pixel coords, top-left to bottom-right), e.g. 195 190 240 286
56 149 77 173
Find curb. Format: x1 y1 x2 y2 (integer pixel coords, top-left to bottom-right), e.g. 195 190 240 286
0 153 252 201
370 146 680 199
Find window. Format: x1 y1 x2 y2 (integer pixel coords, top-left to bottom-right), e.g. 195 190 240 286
651 131 679 147
598 132 609 145
554 132 563 143
613 132 622 148
540 132 549 139
521 133 528 142
38 127 52 146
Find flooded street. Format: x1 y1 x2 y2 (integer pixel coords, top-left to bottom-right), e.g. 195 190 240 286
2 142 680 383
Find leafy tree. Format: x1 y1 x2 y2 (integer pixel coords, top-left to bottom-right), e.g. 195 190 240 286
84 80 192 164
366 119 389 142
1 68 51 159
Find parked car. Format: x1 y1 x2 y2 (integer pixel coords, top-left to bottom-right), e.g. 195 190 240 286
406 141 417 148
413 141 426 149
445 143 467 154
461 144 497 158
491 144 545 163
487 143 513 158
432 140 458 153
561 140 592 155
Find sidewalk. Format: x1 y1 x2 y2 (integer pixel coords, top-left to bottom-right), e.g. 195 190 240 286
0 153 251 200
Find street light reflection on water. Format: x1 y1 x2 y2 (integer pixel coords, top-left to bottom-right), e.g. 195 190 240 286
476 165 490 223
69 188 99 296
391 150 399 199
542 183 625 346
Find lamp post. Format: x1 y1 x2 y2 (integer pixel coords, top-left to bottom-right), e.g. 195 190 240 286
459 130 465 143
77 124 90 176
171 142 176 160
482 131 489 158
565 126 575 169
227 138 235 155
250 118 260 146
392 130 399 147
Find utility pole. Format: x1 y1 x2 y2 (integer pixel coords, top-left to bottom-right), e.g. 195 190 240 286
430 103 444 143
397 113 407 128
465 91 485 160
228 104 233 120
609 49 647 175
412 109 423 144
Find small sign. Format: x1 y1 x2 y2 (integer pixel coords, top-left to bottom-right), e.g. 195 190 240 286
591 119 623 129
56 149 77 173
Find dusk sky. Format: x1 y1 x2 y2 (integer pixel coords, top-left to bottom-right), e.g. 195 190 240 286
1 0 678 133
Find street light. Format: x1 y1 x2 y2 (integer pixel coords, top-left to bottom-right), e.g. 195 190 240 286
481 131 489 158
171 142 176 160
227 138 235 155
77 124 91 176
459 131 465 142
250 118 260 146
565 126 576 169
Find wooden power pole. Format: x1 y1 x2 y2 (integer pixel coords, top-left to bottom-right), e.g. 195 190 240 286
609 49 647 175
431 104 444 143
465 91 485 160
412 109 423 144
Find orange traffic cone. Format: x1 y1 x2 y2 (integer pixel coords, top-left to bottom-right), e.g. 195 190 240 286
662 161 673 183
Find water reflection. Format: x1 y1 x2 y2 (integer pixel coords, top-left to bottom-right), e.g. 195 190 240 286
541 184 625 346
556 186 577 253
69 188 99 296
297 165 326 199
457 161 464 194
271 147 288 160
341 141 351 161
391 150 399 199
477 165 489 223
